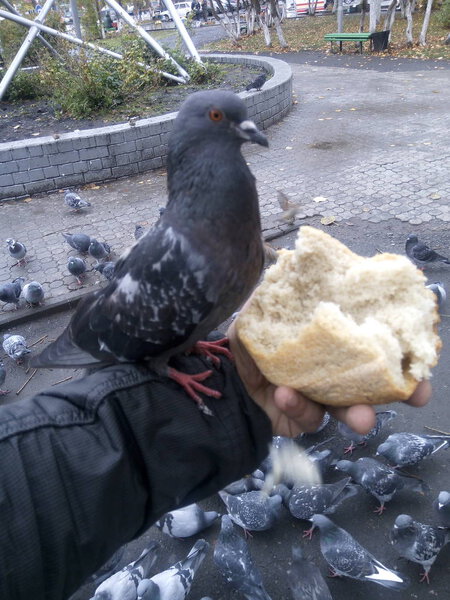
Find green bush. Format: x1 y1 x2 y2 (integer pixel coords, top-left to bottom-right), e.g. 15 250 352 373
3 69 46 101
437 0 450 27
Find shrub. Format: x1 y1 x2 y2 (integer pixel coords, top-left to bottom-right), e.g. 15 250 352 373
3 69 46 101
437 0 450 27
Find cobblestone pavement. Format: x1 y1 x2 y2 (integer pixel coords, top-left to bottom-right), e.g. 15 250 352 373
1 58 449 327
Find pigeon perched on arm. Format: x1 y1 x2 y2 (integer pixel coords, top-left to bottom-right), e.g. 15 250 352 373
2 334 30 363
391 514 450 583
6 238 27 266
62 232 91 254
134 224 147 240
155 503 219 538
426 281 446 308
405 234 450 268
219 489 282 533
64 189 91 211
0 277 24 309
287 545 332 600
245 73 267 91
22 281 44 307
337 410 397 454
31 90 267 413
0 360 9 396
89 239 111 262
376 432 450 467
94 261 116 282
67 257 87 285
434 491 450 527
311 514 410 590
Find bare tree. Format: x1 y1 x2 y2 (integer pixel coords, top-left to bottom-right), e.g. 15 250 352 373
369 0 381 31
383 0 398 37
419 0 434 45
359 0 369 32
269 0 288 46
400 0 415 46
209 0 241 41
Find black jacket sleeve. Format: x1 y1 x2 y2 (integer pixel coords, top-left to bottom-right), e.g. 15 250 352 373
0 354 272 600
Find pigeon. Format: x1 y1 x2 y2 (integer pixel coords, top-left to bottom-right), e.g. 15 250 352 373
2 334 31 363
213 514 272 600
376 432 450 467
277 190 301 224
391 513 450 583
427 281 446 308
155 503 219 538
6 238 27 265
219 490 282 533
64 189 91 211
245 73 267 91
0 360 9 396
224 476 265 495
287 545 332 600
22 281 45 306
136 539 209 600
67 257 87 285
311 514 409 589
91 542 159 600
94 261 116 282
405 233 450 267
0 277 24 309
434 490 450 527
62 232 91 253
337 410 397 454
89 239 111 262
86 544 128 585
335 456 428 514
134 224 147 240
287 477 359 538
31 90 267 412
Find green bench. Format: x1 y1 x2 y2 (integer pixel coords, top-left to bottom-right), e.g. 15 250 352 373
324 32 372 54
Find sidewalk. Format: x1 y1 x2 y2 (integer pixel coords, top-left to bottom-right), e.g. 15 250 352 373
1 58 449 329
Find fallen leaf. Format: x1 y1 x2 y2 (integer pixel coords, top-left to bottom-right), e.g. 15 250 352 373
31 132 40 136
313 196 328 203
335 109 342 112
321 215 336 225
13 124 21 129
285 146 293 150
349 108 357 111
429 192 441 200
84 184 101 190
23 197 32 203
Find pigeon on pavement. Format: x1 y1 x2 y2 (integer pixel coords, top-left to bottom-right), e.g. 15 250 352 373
0 360 9 395
6 238 27 265
277 190 301 224
376 432 450 467
22 281 44 306
137 539 209 600
91 541 159 600
434 490 450 528
427 281 446 308
134 224 147 240
287 545 332 600
245 73 267 91
31 90 267 412
64 189 91 211
155 503 219 538
311 514 410 590
219 489 282 533
67 257 87 285
0 277 24 309
94 261 116 282
214 514 272 600
224 476 265 495
391 513 450 583
405 234 450 267
89 239 111 262
335 456 428 514
337 410 397 454
2 334 31 363
62 232 91 254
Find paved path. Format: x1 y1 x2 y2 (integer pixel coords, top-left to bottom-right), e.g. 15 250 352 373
1 56 449 327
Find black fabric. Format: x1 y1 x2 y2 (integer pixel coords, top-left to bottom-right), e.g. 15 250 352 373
0 354 272 600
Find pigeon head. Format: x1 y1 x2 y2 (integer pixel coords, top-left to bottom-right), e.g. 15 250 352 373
375 441 390 456
406 234 418 243
5 238 15 247
438 491 450 507
310 514 333 531
335 459 353 473
393 514 415 535
220 514 235 534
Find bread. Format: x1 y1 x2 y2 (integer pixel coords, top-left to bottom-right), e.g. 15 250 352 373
236 226 441 407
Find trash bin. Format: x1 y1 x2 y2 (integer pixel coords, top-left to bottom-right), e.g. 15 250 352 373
370 30 390 51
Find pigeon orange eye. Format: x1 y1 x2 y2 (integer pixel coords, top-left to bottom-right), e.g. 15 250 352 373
209 109 223 122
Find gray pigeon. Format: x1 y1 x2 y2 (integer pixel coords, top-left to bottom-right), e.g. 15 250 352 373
6 238 27 265
287 545 332 600
134 224 146 240
277 190 301 224
426 281 446 308
434 490 450 528
155 503 219 538
337 410 397 454
67 257 87 285
405 234 450 267
213 514 272 600
94 261 116 282
22 281 45 306
0 360 9 395
31 91 267 413
376 432 450 467
137 539 209 600
224 476 265 495
2 334 30 363
91 541 159 600
62 232 91 253
64 189 91 211
311 514 410 590
335 457 428 514
245 73 267 91
89 239 111 262
0 277 24 309
391 513 450 583
219 490 282 533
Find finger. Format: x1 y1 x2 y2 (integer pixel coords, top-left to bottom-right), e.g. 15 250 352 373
273 386 325 433
328 404 376 435
404 380 431 407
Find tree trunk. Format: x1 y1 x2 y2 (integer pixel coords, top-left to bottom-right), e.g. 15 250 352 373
336 0 343 32
383 0 397 35
403 0 414 46
369 0 381 32
269 0 288 46
419 0 433 45
213 0 241 41
308 0 318 15
359 0 368 31
247 4 257 34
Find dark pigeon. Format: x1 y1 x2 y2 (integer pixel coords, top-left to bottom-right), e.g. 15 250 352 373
0 277 24 309
287 545 332 600
391 513 450 584
246 73 267 91
22 281 44 306
31 90 267 412
376 432 450 467
335 456 428 514
134 224 146 240
405 234 450 267
213 515 272 600
137 539 209 600
67 257 87 285
224 476 265 495
64 189 91 211
94 261 116 282
89 239 111 262
434 491 450 528
6 238 27 265
427 281 446 308
338 410 397 454
2 334 30 363
155 503 219 538
62 232 91 253
0 360 9 396
219 489 282 533
311 514 410 590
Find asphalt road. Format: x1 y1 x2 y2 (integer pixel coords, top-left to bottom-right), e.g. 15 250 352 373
3 219 450 600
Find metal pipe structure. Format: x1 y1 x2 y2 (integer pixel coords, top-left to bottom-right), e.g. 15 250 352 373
102 0 191 79
157 0 202 63
0 9 186 83
0 0 55 100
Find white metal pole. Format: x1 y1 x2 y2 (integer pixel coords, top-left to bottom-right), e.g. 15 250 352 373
158 0 203 63
69 0 82 38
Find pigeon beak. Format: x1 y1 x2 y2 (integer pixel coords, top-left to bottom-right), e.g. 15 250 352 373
236 120 269 147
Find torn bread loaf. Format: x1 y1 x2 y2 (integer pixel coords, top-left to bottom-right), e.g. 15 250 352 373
236 226 441 407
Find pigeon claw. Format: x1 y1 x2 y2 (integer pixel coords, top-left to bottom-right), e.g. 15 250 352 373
419 570 430 584
167 367 220 415
343 442 356 455
373 504 386 515
302 526 314 540
192 338 234 367
0 389 10 396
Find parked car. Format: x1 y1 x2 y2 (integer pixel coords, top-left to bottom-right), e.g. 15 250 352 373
158 1 192 20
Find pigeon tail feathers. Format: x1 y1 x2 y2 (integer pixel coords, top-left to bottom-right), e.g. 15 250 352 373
30 327 105 369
